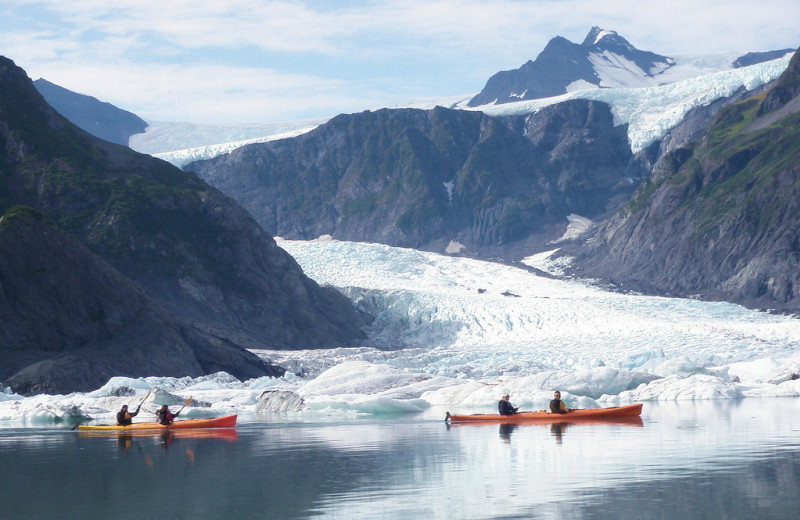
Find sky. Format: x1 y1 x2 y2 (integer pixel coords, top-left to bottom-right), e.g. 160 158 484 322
1 0 798 125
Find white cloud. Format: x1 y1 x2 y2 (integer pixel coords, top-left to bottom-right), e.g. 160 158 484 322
1 0 797 124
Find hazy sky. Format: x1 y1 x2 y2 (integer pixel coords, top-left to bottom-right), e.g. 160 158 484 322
2 0 798 125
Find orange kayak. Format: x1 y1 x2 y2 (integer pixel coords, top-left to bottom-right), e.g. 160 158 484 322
77 414 238 431
445 404 643 423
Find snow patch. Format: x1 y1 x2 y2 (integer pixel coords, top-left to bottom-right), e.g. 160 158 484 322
566 79 599 92
445 240 465 254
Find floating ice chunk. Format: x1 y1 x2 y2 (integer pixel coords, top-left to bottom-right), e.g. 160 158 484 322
654 356 709 377
247 376 298 391
151 387 190 406
535 367 659 399
421 380 498 407
304 395 428 414
86 377 152 398
726 358 798 384
0 394 89 424
617 374 741 400
737 381 799 398
256 390 306 412
298 361 427 397
0 386 22 402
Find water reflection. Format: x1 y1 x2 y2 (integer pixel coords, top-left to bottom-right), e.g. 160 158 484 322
492 416 642 444
550 422 568 444
499 423 518 441
3 401 800 519
117 433 133 452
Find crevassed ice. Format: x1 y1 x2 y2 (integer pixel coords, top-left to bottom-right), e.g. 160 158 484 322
3 238 800 424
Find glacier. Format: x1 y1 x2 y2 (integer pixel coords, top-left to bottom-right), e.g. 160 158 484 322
134 54 792 167
3 238 800 425
477 54 793 152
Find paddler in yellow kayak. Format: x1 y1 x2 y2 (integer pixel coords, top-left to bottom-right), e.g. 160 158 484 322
116 404 141 426
156 404 181 426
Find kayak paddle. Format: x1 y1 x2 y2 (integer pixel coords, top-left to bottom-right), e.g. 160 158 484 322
175 396 192 417
138 390 152 408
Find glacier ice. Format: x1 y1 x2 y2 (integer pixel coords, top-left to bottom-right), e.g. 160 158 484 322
3 238 800 424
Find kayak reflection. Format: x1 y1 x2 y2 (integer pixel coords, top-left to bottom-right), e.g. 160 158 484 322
551 422 567 444
445 404 644 424
499 423 519 442
80 427 239 443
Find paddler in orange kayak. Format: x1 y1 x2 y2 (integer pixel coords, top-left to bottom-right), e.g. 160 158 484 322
549 391 571 414
498 393 519 415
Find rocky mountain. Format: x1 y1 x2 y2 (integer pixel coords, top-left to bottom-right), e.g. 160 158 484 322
33 78 147 146
0 56 369 394
0 207 285 394
186 100 640 258
468 27 674 107
567 47 800 313
467 27 792 109
734 49 795 68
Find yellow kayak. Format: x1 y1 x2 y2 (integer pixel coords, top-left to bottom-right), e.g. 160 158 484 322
77 414 237 431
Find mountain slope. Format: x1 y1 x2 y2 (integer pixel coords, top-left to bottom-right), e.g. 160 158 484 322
186 101 637 257
33 78 147 146
0 56 369 392
569 47 800 313
0 207 285 394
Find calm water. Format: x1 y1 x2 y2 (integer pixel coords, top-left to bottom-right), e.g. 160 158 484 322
2 399 800 519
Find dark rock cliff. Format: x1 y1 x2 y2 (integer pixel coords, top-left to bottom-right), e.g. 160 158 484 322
186 100 639 259
0 207 284 394
0 56 369 393
568 48 800 313
734 49 795 68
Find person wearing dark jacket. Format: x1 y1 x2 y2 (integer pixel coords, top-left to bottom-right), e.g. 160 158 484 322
156 405 180 426
549 391 570 414
116 404 141 426
498 394 518 415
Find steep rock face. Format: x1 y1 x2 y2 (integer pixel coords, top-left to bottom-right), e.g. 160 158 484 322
570 48 800 313
0 208 284 394
734 49 795 68
33 78 147 146
468 27 673 107
0 55 368 394
187 100 637 258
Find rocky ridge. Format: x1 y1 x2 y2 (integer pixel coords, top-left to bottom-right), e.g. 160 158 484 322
567 47 800 313
186 100 639 258
0 57 369 394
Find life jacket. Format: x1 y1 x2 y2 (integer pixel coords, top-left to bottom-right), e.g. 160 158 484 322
157 409 174 425
117 410 132 425
498 399 517 415
549 399 568 414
